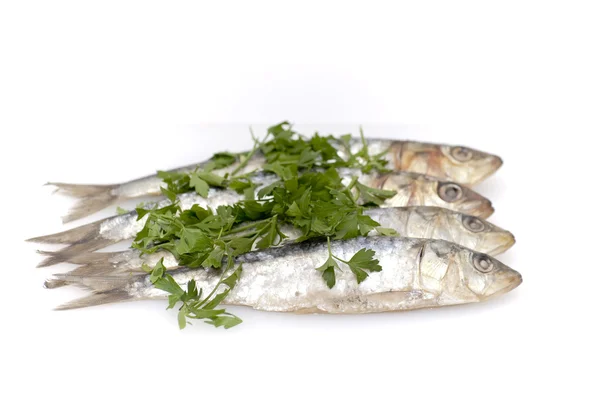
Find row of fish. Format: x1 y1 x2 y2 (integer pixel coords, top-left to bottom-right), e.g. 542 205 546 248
30 138 521 315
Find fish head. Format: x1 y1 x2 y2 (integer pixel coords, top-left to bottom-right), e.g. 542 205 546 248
378 174 494 218
438 145 503 185
440 245 522 303
445 213 516 256
433 180 494 218
389 142 502 186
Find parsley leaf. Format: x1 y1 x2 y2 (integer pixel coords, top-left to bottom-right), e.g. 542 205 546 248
257 215 285 249
116 206 128 215
346 248 383 284
160 186 178 202
317 255 340 288
190 174 210 198
203 152 237 171
376 227 398 236
356 182 397 205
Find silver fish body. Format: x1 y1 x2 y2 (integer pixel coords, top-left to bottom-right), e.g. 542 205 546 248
55 236 522 313
45 206 514 285
49 138 502 222
30 171 494 267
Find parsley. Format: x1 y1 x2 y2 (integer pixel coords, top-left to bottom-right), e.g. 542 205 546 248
355 182 397 206
343 248 383 283
116 206 128 215
144 257 243 329
316 238 341 288
158 151 239 200
137 122 397 329
317 238 382 288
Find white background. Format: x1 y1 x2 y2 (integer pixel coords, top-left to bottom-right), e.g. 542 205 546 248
1 1 599 400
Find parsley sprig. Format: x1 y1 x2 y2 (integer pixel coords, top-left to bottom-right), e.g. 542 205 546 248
317 237 383 288
134 122 395 329
142 257 243 329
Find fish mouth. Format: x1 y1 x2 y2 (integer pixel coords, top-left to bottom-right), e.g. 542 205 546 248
483 271 523 301
470 156 504 186
486 233 516 256
462 200 494 219
480 202 495 219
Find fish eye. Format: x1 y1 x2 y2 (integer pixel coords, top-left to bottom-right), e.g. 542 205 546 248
462 216 485 232
451 147 473 162
438 183 463 202
473 254 494 273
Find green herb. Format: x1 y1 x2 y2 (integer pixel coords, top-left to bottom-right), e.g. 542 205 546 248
355 182 397 206
316 238 341 288
158 121 391 202
157 151 240 200
316 238 382 287
340 248 383 284
116 206 128 215
375 227 399 236
135 122 396 329
144 257 243 329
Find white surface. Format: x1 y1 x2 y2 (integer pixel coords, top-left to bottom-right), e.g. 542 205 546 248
1 1 599 401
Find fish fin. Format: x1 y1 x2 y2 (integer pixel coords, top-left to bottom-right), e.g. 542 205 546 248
36 240 115 267
54 290 132 310
27 219 103 244
46 182 120 223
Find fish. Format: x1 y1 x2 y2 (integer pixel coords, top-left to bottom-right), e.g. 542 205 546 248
52 236 522 313
43 206 514 288
29 171 495 267
48 138 502 222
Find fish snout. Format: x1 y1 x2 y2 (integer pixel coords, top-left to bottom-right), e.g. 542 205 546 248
490 155 503 172
470 155 503 186
462 199 494 219
485 231 516 256
482 269 522 300
481 200 495 219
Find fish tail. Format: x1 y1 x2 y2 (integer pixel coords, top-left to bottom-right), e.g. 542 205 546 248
50 273 142 309
44 264 128 287
27 219 103 244
36 240 115 268
46 182 120 223
48 272 140 292
54 290 133 310
37 250 120 266
49 273 147 310
44 278 69 289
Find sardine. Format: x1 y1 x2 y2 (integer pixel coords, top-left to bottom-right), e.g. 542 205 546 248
29 171 494 267
53 236 522 313
49 139 502 222
43 206 514 288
